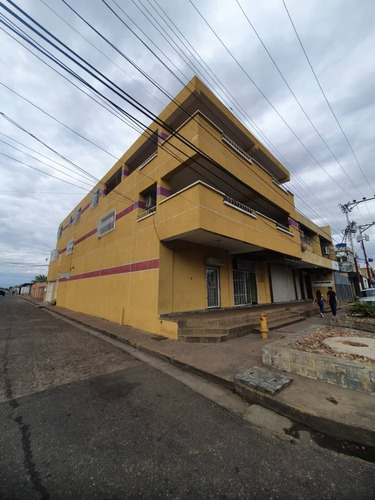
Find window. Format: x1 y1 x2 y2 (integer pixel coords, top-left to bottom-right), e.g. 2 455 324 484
105 167 122 195
97 209 116 237
145 192 156 209
68 215 74 226
57 225 63 239
50 249 59 262
90 188 100 208
66 239 75 255
74 207 82 224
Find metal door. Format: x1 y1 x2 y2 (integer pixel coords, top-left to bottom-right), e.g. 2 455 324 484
206 267 220 308
233 270 257 305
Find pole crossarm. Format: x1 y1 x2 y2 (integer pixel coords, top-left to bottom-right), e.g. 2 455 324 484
358 222 375 235
339 195 375 214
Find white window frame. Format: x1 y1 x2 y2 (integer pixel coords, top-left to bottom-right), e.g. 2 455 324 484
74 207 82 224
66 238 75 255
57 225 63 239
97 209 116 238
50 249 59 262
90 188 100 208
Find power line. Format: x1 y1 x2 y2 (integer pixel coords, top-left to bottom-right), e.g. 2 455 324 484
236 0 367 199
187 0 356 201
1 1 342 244
138 0 340 229
0 133 95 187
0 151 95 190
0 81 118 159
282 0 374 194
97 0 342 232
38 0 168 110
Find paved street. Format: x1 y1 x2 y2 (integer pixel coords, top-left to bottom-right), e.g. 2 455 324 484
1 296 374 499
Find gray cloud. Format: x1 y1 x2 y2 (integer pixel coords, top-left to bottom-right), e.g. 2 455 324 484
1 0 375 286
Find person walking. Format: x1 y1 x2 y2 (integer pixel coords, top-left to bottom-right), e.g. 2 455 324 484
327 286 337 316
313 289 325 317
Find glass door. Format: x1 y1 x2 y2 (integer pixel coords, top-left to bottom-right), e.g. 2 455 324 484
206 267 220 308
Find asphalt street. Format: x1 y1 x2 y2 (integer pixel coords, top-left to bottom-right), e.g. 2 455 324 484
1 296 374 499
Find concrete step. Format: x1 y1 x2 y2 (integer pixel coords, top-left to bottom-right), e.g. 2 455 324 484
178 332 229 343
178 309 306 342
177 308 294 328
178 321 258 342
252 314 305 334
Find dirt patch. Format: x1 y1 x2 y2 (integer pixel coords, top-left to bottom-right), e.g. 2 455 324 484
290 326 375 364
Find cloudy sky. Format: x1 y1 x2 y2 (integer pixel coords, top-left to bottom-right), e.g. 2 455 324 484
1 0 375 287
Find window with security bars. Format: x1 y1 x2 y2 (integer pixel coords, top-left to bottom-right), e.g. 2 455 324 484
90 188 100 208
97 209 116 238
50 249 59 262
66 239 75 255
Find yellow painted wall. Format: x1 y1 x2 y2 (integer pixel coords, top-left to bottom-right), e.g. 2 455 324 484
46 77 332 337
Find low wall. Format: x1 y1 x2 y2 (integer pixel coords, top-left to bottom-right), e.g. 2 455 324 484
332 315 375 334
262 326 375 396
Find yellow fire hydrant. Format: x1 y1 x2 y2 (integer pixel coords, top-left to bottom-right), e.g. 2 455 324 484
260 311 269 339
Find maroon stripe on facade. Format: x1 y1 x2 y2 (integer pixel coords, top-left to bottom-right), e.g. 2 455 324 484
59 258 159 282
157 186 171 197
75 228 97 245
58 200 143 253
81 203 90 214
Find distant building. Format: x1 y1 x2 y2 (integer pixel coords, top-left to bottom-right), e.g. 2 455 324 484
47 77 335 338
19 283 32 295
30 281 47 300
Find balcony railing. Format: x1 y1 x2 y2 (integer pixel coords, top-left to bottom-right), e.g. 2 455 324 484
276 222 292 234
139 152 157 170
137 206 156 220
222 134 253 164
223 195 256 218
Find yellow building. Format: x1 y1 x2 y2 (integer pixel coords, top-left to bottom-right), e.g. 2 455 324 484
46 77 335 339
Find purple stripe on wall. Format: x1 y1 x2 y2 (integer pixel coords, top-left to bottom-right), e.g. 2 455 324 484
122 169 129 177
158 132 169 141
288 218 299 229
157 186 171 197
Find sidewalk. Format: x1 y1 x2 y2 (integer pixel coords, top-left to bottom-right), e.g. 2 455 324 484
21 296 375 447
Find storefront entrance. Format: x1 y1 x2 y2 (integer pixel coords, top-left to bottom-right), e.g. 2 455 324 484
233 269 257 306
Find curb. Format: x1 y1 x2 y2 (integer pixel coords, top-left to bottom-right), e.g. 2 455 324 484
234 382 375 447
21 296 375 447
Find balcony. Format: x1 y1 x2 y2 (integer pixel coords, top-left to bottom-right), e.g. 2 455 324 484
156 181 299 257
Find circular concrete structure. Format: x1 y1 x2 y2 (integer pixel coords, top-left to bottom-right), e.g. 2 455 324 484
323 336 375 360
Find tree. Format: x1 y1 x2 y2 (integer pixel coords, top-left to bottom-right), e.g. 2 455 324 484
32 275 47 283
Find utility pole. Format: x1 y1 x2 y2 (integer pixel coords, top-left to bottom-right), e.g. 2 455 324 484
357 223 375 284
339 196 375 288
